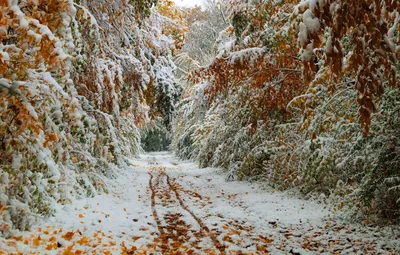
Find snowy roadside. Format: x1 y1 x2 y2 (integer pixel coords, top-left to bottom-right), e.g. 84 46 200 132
1 152 399 254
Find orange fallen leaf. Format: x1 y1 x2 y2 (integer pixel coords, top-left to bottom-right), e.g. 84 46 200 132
77 237 89 246
62 231 75 241
12 236 23 241
132 236 141 242
33 236 41 247
78 214 84 218
259 235 273 245
63 247 74 255
257 245 267 252
46 243 57 250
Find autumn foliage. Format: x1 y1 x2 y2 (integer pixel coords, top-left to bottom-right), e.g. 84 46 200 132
191 0 304 122
0 0 183 232
296 0 399 136
173 0 400 220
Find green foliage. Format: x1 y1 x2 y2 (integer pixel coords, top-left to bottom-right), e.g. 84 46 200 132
142 130 171 152
232 12 249 39
131 0 158 21
141 118 171 152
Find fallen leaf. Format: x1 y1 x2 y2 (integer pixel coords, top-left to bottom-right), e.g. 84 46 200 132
33 237 41 247
62 232 75 241
62 245 74 255
77 237 89 246
45 243 57 250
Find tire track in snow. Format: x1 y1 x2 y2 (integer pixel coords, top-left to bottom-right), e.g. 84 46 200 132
149 169 209 253
148 171 169 252
149 166 227 254
166 173 227 254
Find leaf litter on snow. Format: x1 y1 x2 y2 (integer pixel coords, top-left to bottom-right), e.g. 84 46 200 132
1 152 399 254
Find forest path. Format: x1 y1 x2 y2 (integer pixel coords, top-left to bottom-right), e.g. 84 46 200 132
1 152 399 254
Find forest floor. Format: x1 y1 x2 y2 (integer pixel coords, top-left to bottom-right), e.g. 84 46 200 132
1 152 399 254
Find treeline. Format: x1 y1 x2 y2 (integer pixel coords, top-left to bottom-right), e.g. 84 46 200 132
173 0 400 222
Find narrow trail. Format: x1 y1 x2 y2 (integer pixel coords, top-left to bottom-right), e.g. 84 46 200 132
166 173 226 254
1 152 399 254
148 169 210 253
149 166 226 254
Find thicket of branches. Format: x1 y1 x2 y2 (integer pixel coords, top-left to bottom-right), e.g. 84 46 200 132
173 0 400 222
0 0 183 233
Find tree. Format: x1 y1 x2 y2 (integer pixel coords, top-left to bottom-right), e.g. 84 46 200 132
296 0 399 136
172 0 400 221
0 0 181 232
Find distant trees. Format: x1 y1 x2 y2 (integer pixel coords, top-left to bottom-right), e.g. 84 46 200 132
175 0 228 74
140 0 186 151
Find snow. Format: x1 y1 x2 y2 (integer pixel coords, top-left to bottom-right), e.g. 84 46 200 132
11 153 22 170
295 0 326 14
23 101 39 120
301 43 314 61
227 47 264 65
1 152 399 254
303 9 320 34
299 22 308 46
0 50 10 62
325 35 333 53
9 3 29 30
308 0 318 11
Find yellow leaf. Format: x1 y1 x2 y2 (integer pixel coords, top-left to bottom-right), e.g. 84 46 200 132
33 236 41 247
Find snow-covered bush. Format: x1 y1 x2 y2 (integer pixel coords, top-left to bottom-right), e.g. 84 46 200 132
172 82 203 159
0 0 181 233
173 0 400 221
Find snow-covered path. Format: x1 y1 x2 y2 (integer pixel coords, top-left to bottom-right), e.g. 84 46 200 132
1 152 399 254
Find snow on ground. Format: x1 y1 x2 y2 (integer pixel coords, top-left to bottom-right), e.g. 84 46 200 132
1 152 399 254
